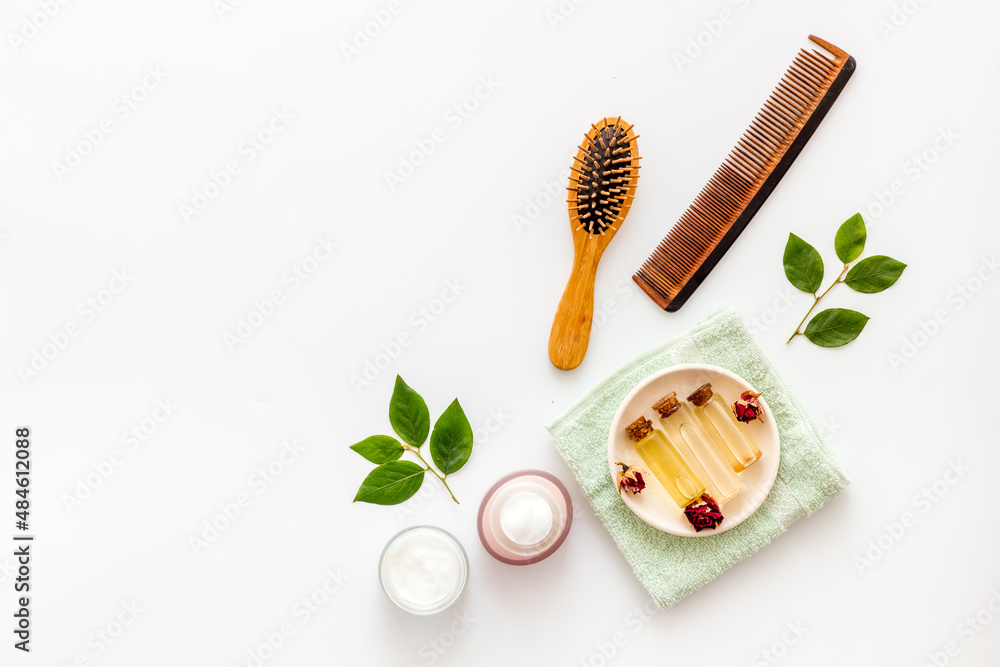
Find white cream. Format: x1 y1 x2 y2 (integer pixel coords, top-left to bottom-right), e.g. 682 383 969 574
478 471 573 565
384 530 464 608
499 491 553 546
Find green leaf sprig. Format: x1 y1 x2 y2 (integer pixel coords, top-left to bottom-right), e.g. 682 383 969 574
784 213 906 347
351 375 473 505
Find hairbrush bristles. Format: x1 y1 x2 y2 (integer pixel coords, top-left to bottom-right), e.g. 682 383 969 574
634 35 855 312
568 117 640 235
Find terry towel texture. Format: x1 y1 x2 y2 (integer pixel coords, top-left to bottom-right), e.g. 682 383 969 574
546 306 849 608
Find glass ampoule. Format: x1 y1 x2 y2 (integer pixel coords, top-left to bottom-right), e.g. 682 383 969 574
652 393 744 505
686 383 762 472
625 417 705 509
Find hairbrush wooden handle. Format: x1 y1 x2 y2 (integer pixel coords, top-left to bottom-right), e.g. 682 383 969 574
548 242 603 371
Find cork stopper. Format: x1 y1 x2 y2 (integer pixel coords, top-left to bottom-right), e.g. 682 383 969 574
625 417 653 442
687 383 715 407
652 393 680 419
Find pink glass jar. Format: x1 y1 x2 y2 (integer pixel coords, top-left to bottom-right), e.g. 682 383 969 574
477 470 572 565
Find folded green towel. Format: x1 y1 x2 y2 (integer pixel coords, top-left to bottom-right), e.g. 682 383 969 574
546 305 849 608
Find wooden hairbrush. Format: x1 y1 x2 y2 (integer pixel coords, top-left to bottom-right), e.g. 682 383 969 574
548 117 640 370
634 35 856 311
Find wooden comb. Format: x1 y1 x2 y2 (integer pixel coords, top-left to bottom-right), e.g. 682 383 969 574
634 35 856 311
549 117 640 370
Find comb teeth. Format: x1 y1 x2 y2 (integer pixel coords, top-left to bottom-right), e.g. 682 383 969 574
634 35 855 311
568 117 641 235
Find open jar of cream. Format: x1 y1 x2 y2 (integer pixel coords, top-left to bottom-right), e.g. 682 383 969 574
477 470 572 565
379 525 468 615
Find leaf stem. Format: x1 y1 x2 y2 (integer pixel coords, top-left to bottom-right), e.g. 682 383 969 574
786 264 850 344
403 445 459 504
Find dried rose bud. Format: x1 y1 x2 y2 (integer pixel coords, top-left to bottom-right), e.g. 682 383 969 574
732 390 764 424
683 494 724 532
614 461 646 496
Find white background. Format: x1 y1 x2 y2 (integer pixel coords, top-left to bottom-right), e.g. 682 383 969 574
2 0 999 665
